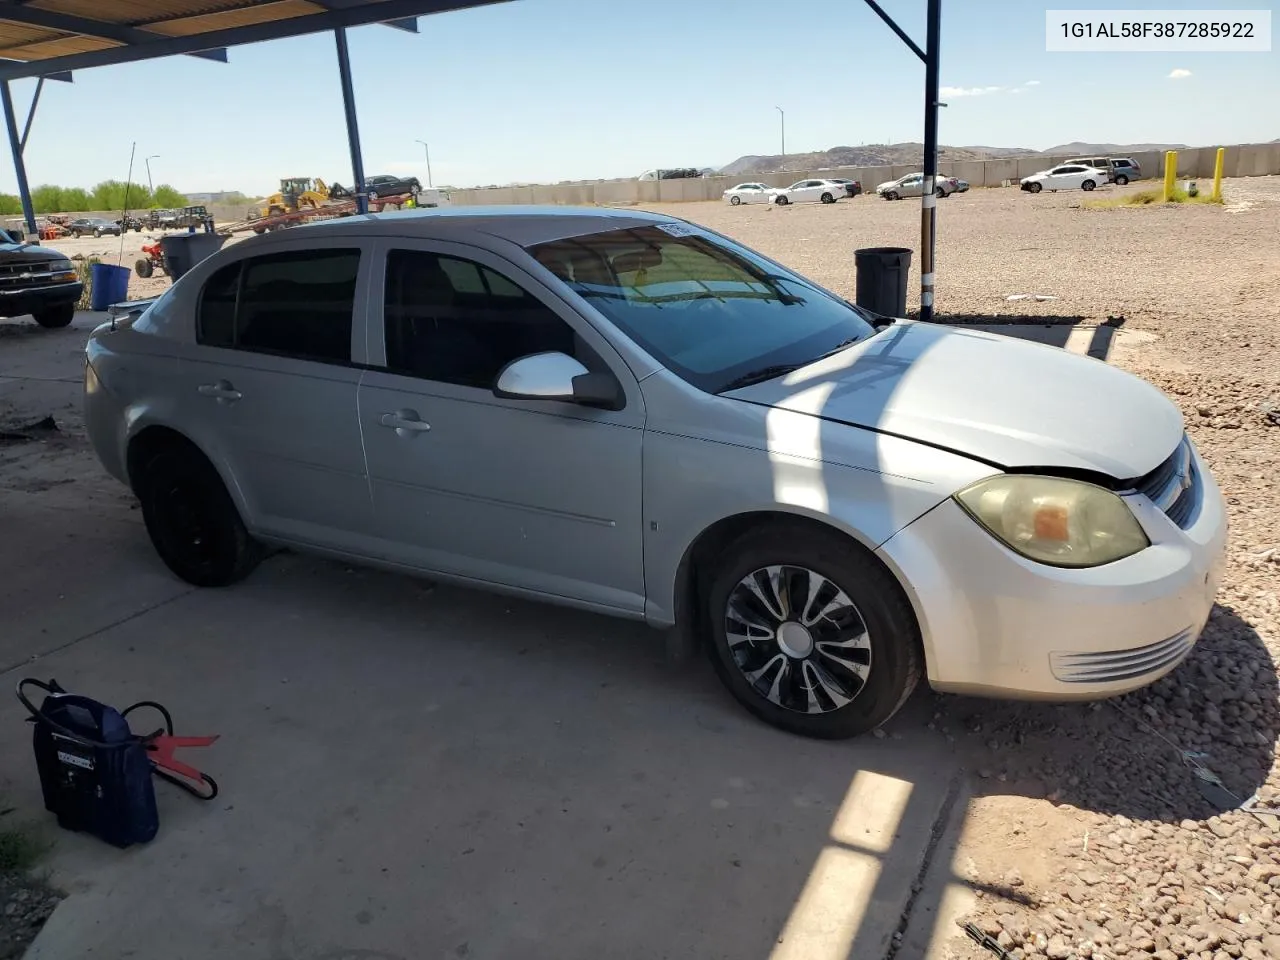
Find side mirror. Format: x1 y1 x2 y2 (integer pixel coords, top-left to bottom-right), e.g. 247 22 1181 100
493 352 622 410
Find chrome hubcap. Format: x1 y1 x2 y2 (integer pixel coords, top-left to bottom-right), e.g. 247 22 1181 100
724 565 872 715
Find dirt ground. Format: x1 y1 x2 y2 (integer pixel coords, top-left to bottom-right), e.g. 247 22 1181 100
2 177 1279 959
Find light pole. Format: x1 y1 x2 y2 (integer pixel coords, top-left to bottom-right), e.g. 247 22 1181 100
415 139 433 188
775 106 785 157
145 155 159 197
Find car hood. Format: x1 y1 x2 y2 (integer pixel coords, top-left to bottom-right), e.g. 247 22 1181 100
875 180 898 191
0 243 62 263
724 321 1182 480
1021 171 1051 181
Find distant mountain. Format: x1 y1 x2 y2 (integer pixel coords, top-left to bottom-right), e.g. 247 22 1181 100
721 141 1198 176
1041 141 1187 154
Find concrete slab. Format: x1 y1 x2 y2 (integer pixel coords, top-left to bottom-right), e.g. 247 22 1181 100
945 323 1121 361
1 484 961 960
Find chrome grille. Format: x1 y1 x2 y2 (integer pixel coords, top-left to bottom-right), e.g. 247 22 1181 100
0 261 63 290
1135 435 1198 529
1050 628 1195 683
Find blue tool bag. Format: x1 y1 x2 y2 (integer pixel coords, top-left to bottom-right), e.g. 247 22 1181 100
19 678 160 848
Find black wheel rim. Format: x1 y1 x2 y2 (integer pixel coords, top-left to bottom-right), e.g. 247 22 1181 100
725 565 872 714
153 479 219 574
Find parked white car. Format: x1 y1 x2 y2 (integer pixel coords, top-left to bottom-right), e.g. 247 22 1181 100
1020 164 1109 194
722 183 774 205
771 179 845 205
875 173 961 200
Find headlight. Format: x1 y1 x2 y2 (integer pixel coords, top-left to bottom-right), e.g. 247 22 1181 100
955 475 1149 568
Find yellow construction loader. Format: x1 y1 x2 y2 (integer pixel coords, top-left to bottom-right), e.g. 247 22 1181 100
254 178 348 218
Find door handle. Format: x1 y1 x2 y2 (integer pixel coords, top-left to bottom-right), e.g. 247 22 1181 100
197 380 241 403
380 410 431 436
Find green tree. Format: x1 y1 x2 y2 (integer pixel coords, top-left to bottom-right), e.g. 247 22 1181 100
31 184 63 213
0 194 21 216
151 184 187 207
90 180 152 212
61 187 91 211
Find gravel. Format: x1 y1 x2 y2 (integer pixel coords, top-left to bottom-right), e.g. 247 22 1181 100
651 178 1280 959
0 871 60 959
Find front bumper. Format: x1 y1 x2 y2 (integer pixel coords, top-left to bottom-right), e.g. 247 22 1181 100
0 280 83 318
876 444 1228 700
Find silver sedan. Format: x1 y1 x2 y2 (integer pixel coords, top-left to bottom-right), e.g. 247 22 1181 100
84 208 1226 739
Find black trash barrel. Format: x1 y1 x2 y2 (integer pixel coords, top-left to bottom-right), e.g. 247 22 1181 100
854 246 913 319
159 232 226 282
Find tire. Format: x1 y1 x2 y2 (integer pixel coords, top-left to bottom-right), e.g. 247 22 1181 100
92 228 101 238
368 190 379 202
704 525 922 739
409 183 421 196
884 190 899 201
136 448 262 587
730 195 742 205
71 230 81 238
135 258 153 279
253 226 266 235
1115 175 1129 186
1081 179 1096 191
135 226 142 232
1028 182 1042 194
33 304 74 328
935 187 946 199
775 195 790 205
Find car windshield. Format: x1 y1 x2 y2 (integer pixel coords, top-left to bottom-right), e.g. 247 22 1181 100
527 224 876 393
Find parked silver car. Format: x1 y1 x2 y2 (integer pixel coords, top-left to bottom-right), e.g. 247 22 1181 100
84 208 1225 739
875 173 961 200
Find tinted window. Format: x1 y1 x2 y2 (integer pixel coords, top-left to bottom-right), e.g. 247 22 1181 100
1113 159 1133 169
528 225 876 394
383 249 576 389
195 248 359 363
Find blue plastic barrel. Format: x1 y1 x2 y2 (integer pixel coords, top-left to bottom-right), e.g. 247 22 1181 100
89 263 130 312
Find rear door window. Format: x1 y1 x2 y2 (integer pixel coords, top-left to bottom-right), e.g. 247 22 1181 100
195 248 360 364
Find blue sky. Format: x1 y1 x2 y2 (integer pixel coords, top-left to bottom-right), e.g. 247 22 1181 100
4 0 1276 197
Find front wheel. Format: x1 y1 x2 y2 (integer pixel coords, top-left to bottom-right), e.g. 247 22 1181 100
33 304 74 328
705 525 922 739
1114 175 1129 186
883 190 899 201
92 228 102 238
1028 182 1043 194
730 195 742 206
1081 179 1096 191
934 186 946 198
137 448 263 587
135 258 153 279
774 195 790 205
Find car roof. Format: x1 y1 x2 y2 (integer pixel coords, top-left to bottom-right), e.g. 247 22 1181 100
240 205 686 248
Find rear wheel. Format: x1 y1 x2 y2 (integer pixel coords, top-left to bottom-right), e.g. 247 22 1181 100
820 192 835 204
704 525 922 739
730 195 742 206
1114 174 1129 186
92 228 101 238
935 186 946 198
136 448 262 587
1028 182 1043 194
33 304 74 328
1081 179 1096 191
135 258 153 279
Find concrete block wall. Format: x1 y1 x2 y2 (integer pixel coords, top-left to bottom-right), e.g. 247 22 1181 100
445 141 1280 207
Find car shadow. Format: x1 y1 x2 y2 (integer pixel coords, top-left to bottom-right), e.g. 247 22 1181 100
919 312 1126 361
935 601 1279 822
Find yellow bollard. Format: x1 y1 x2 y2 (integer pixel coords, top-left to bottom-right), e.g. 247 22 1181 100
1162 151 1178 202
1212 147 1225 201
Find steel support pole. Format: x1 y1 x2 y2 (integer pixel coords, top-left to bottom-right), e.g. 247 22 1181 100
19 76 43 153
334 27 368 215
919 0 941 322
1 81 37 236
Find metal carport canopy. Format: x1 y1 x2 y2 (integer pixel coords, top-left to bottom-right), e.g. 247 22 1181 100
0 0 512 233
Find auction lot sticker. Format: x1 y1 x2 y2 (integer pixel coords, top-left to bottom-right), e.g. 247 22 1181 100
1046 9 1271 51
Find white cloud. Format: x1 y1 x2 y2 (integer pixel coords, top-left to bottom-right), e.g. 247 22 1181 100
940 85 1004 98
1025 80 1041 86
1010 89 1023 95
1168 68 1192 79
